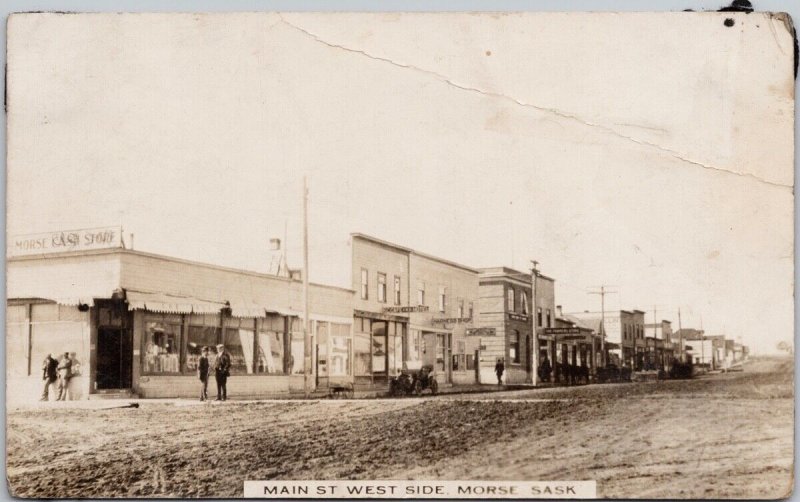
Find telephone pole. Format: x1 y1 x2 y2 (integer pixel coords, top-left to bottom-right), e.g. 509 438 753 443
677 307 684 363
588 286 617 369
303 176 311 398
531 260 539 386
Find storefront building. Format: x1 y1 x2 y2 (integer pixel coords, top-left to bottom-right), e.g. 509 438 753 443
351 234 479 386
568 309 646 369
474 267 557 384
548 310 601 383
7 237 353 404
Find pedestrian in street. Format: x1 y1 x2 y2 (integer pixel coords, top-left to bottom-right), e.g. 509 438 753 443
40 353 59 401
214 344 231 401
56 352 72 401
198 346 210 401
495 358 505 385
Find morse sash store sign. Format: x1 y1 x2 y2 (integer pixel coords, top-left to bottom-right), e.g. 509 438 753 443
8 226 123 257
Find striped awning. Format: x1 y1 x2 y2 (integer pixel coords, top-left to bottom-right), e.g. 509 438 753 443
126 291 225 314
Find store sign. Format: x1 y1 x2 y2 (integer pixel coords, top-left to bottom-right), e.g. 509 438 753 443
431 317 472 324
8 226 123 257
543 327 582 335
508 313 529 322
466 327 496 337
383 305 430 313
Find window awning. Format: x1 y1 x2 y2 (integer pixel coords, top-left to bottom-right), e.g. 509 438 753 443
126 291 226 314
229 300 298 318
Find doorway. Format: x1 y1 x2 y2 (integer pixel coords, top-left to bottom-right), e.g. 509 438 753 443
96 327 133 390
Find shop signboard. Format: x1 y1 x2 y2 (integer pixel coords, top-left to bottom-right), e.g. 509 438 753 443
543 327 581 335
507 313 529 322
383 305 430 313
466 327 496 337
431 317 472 324
8 226 123 257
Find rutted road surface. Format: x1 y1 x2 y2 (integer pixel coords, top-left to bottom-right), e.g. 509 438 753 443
7 357 793 498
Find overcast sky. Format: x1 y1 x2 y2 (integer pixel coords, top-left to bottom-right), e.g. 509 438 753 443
7 12 794 353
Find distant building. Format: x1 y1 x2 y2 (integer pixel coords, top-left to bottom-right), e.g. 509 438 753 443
569 309 646 369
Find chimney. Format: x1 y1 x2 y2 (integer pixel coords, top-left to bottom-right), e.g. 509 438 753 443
556 305 563 318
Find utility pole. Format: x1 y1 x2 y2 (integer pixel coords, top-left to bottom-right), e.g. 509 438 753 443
303 176 311 398
677 307 684 363
588 286 617 370
531 260 539 386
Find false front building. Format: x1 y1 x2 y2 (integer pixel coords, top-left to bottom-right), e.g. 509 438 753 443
351 234 479 386
7 230 354 404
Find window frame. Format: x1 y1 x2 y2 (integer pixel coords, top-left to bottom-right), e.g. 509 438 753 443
507 287 516 312
393 275 401 305
377 272 387 303
360 268 369 300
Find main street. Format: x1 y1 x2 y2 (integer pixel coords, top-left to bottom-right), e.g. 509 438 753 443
6 357 792 499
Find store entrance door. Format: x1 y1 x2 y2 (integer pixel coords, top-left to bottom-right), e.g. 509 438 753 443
96 328 133 390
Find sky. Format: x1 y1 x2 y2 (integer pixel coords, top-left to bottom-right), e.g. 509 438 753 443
6 11 795 353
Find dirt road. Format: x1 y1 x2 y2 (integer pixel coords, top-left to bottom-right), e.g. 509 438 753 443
6 357 793 498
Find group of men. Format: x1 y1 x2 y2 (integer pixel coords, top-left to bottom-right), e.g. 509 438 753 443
197 344 232 402
40 352 73 401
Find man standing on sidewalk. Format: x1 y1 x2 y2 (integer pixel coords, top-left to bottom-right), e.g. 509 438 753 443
56 352 72 401
495 358 505 385
214 344 231 401
40 354 59 401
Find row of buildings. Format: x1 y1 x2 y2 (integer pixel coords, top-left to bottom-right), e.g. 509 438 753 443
6 227 748 403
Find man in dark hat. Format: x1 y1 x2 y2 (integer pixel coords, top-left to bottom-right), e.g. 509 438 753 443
40 353 59 401
214 344 231 401
198 346 210 401
495 358 505 385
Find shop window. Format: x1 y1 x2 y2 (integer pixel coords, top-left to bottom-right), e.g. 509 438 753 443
436 334 446 372
224 327 254 375
507 288 515 312
466 354 476 371
329 322 351 376
360 268 369 300
256 330 284 374
143 321 181 373
377 273 387 303
290 317 305 375
187 325 220 372
353 328 371 377
372 321 387 374
393 276 402 305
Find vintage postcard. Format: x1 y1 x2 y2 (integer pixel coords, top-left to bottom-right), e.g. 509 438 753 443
4 8 795 499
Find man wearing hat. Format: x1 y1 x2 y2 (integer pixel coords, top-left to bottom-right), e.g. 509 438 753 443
56 352 73 401
214 344 232 401
40 353 59 401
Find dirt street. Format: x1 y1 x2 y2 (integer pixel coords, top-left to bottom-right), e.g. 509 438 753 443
6 357 793 499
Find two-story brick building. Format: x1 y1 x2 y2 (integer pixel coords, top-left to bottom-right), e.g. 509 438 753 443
474 267 555 384
7 230 354 404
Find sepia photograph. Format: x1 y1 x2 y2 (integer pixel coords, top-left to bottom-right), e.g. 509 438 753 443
3 2 796 499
